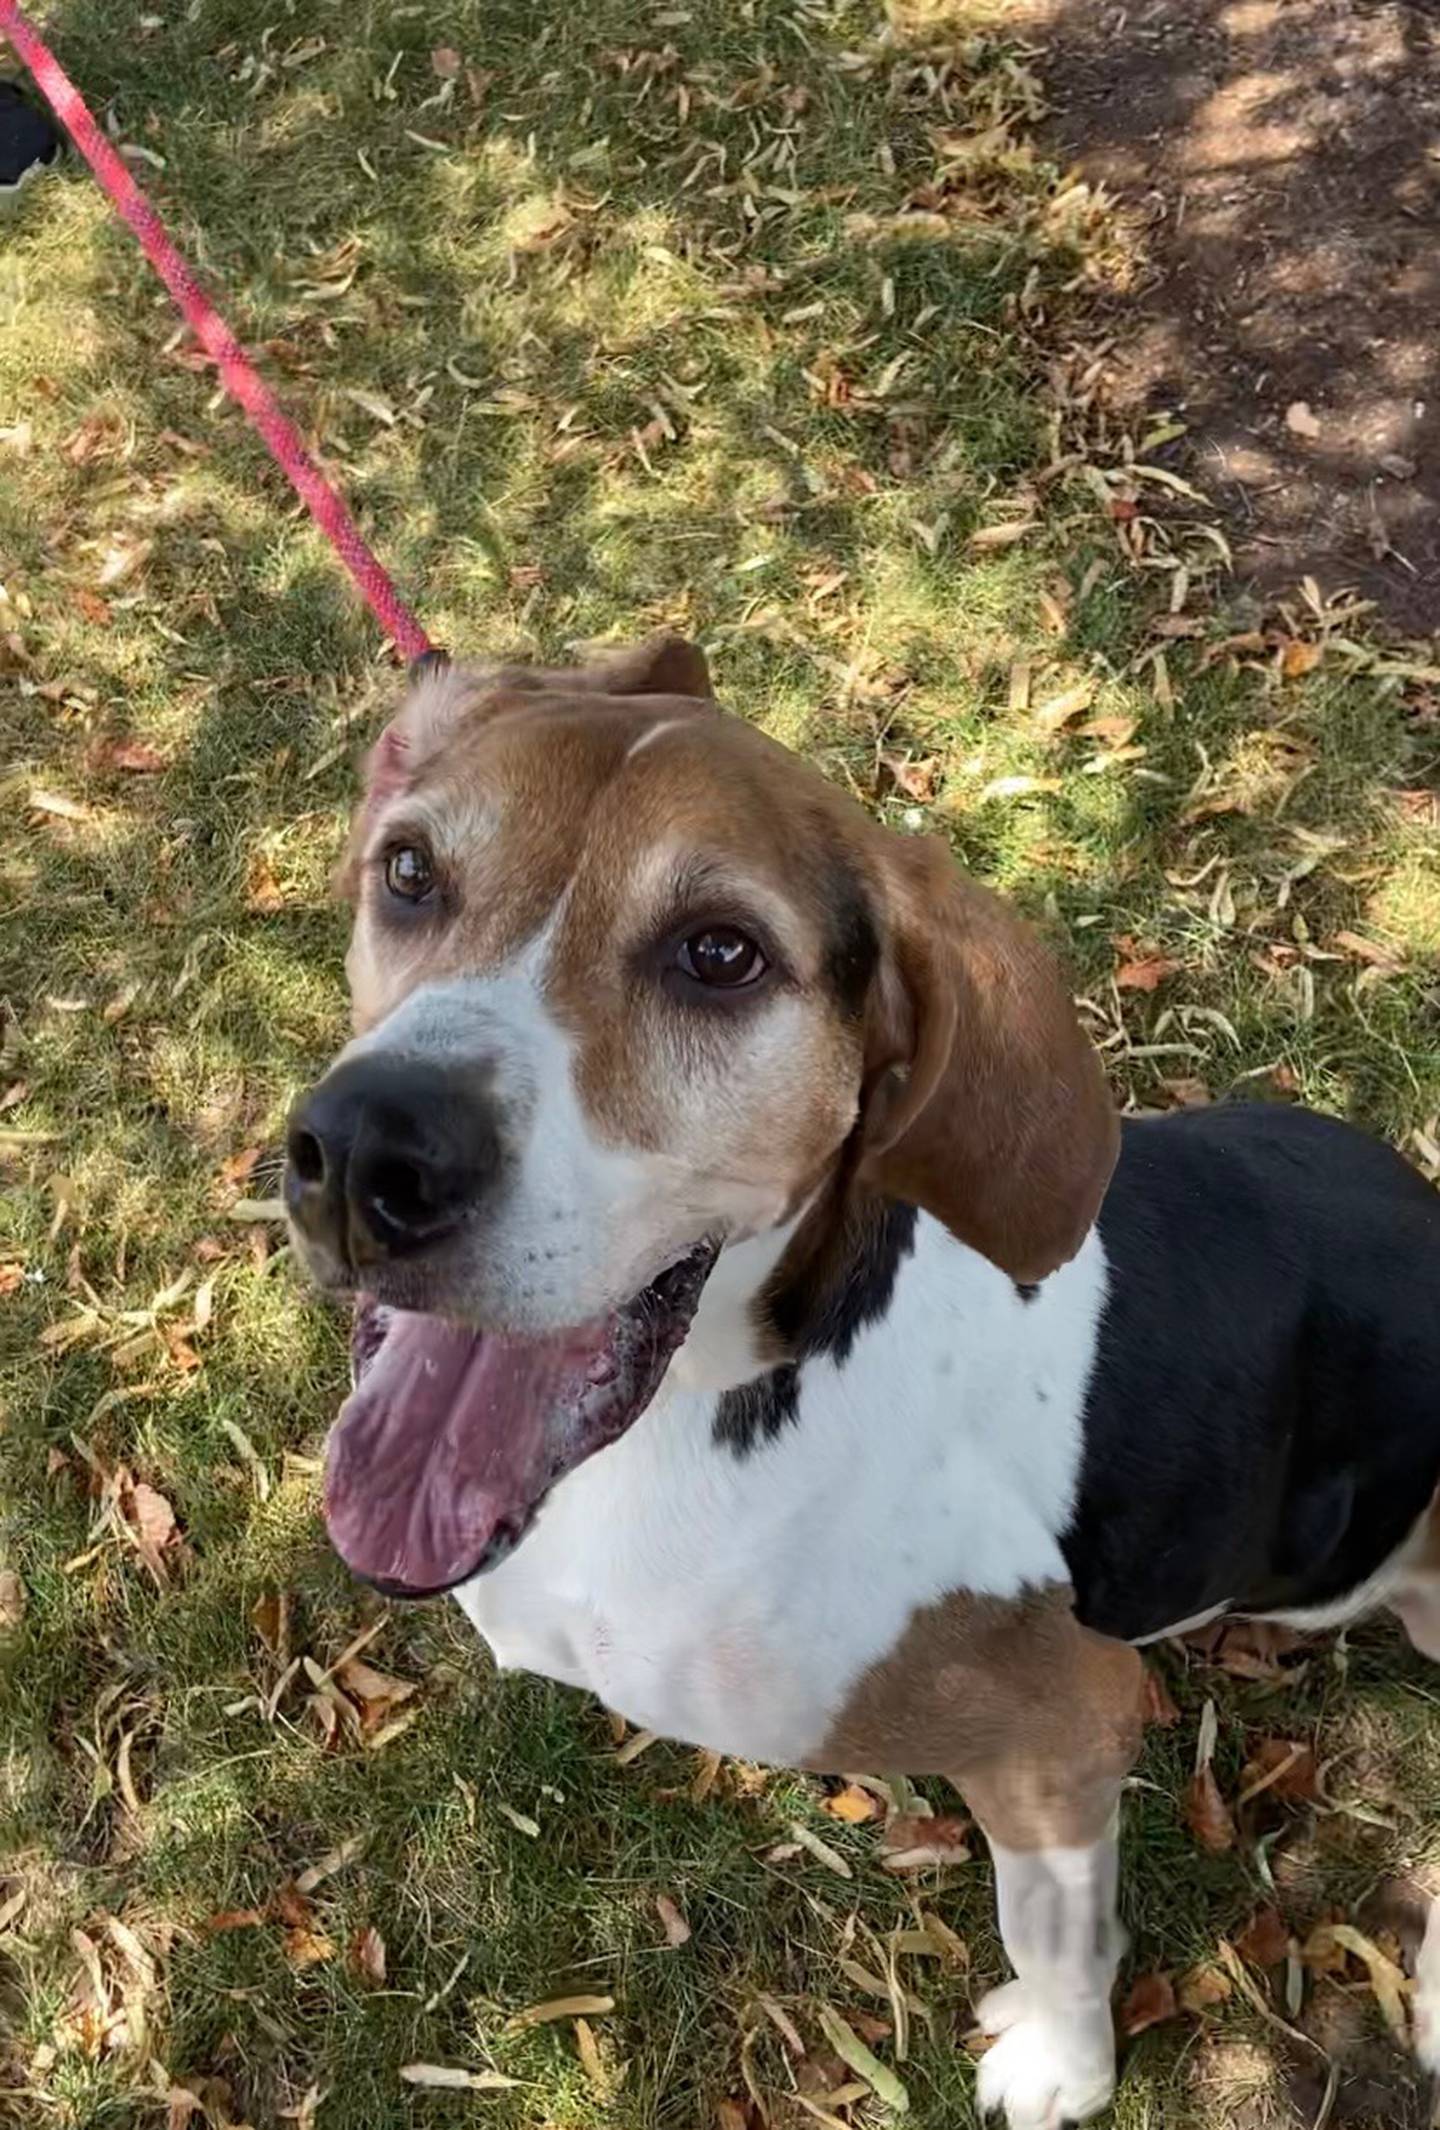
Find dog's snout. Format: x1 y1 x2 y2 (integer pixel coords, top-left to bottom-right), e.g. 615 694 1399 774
286 1055 500 1269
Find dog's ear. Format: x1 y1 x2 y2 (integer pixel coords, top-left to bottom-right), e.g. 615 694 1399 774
578 633 713 699
858 833 1117 1284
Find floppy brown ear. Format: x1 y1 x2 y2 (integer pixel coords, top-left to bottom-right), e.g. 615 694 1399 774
858 834 1117 1283
577 633 713 699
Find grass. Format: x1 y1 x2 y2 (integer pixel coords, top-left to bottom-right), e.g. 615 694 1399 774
2 1 1439 2125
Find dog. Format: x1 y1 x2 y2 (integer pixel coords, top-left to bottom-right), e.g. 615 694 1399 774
286 636 1440 2129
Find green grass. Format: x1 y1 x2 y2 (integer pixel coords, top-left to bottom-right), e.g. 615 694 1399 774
2 1 1439 2125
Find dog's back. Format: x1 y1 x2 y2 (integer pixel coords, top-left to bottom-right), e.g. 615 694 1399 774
1066 1103 1440 1641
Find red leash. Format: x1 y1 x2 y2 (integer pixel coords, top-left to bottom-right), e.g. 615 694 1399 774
0 0 433 663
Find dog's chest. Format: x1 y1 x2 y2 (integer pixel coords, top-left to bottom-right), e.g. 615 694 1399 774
455 1220 1103 1765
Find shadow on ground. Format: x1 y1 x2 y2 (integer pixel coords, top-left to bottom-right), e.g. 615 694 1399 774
1031 0 1440 631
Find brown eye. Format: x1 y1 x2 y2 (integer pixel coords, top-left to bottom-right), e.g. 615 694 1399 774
383 844 435 903
677 926 766 988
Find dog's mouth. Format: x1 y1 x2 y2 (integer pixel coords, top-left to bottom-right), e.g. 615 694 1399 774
323 1240 720 1598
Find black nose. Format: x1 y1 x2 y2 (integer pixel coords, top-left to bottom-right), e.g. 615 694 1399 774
285 1055 501 1269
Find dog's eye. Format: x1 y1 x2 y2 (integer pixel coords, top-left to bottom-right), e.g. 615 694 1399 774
383 844 435 903
677 926 767 988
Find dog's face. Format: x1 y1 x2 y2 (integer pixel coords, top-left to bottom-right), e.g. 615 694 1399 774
289 638 1117 1597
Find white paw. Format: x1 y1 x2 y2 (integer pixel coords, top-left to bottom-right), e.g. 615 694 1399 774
975 1989 1115 2130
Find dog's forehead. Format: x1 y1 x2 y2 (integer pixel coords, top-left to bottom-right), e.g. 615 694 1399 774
413 689 866 902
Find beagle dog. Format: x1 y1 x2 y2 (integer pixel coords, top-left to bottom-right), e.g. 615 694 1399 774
286 637 1440 2129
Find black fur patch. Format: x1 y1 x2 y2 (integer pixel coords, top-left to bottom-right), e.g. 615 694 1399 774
714 1199 917 1454
1014 1281 1040 1304
820 854 880 1021
1063 1103 1440 1642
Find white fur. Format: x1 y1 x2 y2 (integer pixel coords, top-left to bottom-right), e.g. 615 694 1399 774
976 1831 1123 2130
1414 1897 1440 2076
456 1213 1104 1764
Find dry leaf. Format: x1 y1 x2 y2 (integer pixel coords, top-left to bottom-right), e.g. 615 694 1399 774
246 853 285 914
1114 936 1179 992
785 1820 854 1879
968 520 1036 551
0 1263 24 1296
825 1783 881 1824
1285 401 1322 440
1280 640 1322 680
1120 1971 1177 2037
654 1893 691 1948
1184 1765 1237 1853
1300 1921 1352 1976
283 1925 335 1970
1238 1738 1318 1807
816 2006 909 2113
1178 1962 1232 2014
431 45 462 75
880 754 936 803
1235 1907 1290 1968
1034 679 1096 733
349 1925 386 1986
91 738 167 774
1332 930 1400 969
574 2016 614 2098
1323 1925 1411 2044
335 1656 417 1732
0 1569 26 1631
1142 1667 1180 1728
203 1908 265 1933
879 1813 971 1872
507 1993 615 2030
400 2064 519 2091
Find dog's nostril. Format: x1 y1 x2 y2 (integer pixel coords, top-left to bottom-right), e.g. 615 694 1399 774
288 1126 327 1187
366 1153 436 1233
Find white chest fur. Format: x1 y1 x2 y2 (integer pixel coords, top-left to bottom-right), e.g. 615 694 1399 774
455 1217 1106 1765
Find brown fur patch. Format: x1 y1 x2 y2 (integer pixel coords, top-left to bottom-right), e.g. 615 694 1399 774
809 1582 1145 1850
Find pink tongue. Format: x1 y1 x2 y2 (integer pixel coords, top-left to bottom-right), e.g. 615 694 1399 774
324 1310 601 1591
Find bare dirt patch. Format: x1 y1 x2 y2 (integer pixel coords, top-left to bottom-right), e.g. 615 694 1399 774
1031 0 1440 632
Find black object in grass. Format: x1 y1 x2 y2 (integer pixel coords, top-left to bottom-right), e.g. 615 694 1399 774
0 81 61 199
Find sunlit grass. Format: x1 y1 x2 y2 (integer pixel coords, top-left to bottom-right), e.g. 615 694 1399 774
1 0 1437 2125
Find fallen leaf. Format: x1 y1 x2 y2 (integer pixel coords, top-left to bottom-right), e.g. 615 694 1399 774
1142 1667 1180 1728
968 520 1036 552
73 589 113 627
1185 1765 1237 1854
1121 1971 1177 2037
90 738 167 774
507 1993 615 2030
1323 1924 1411 2044
1188 1619 1309 1679
203 1908 265 1933
976 774 1062 804
1235 1907 1290 1968
824 1783 881 1824
0 1569 25 1631
431 44 462 75
349 1924 386 1986
1238 1738 1319 1807
1114 936 1179 992
1332 930 1401 969
1178 1961 1233 2013
334 1656 417 1732
574 2016 613 2098
246 852 285 913
400 2064 520 2091
1300 1920 1353 1976
272 1881 317 1931
219 1145 262 1189
1033 679 1096 733
879 1813 971 1872
1280 640 1322 680
787 1820 854 1878
654 1893 691 1948
816 2006 909 2113
1285 401 1322 440
283 1925 335 1970
880 753 936 803
0 1264 24 1296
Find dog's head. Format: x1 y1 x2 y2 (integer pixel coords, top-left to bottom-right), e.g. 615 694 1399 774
289 637 1116 1595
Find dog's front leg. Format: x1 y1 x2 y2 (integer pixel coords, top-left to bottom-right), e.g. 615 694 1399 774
952 1631 1141 2130
966 1797 1125 2130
